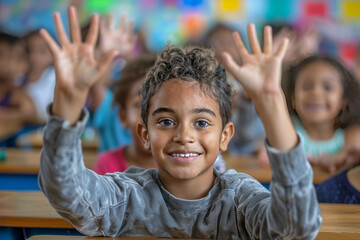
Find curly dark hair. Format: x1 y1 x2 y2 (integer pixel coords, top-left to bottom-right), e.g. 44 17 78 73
282 55 360 129
113 53 156 108
141 45 233 128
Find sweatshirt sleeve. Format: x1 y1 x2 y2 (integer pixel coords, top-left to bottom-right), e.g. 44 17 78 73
240 137 322 239
38 105 127 237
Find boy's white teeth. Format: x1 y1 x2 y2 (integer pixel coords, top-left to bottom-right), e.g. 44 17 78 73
171 153 199 157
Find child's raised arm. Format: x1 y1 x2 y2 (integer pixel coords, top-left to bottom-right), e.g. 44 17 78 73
88 14 137 112
222 24 298 151
40 6 118 125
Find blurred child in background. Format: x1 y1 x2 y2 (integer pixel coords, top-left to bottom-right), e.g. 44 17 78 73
204 24 242 66
204 24 265 155
93 54 158 174
24 31 55 123
0 32 28 85
86 15 138 152
271 23 321 67
0 32 39 145
281 55 360 173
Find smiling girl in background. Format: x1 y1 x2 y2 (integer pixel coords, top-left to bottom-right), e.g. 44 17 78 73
282 55 360 173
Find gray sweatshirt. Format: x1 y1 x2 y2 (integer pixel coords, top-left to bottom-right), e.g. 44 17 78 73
38 108 321 239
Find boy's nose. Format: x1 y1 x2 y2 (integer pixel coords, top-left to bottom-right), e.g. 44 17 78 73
173 124 195 144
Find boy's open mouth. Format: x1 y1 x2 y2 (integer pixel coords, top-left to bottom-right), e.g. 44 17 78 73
168 152 201 163
169 153 200 157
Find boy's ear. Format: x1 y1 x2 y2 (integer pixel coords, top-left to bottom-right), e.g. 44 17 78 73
119 108 129 129
137 121 151 151
219 122 235 152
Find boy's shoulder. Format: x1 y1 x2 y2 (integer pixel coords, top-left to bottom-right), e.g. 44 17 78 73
105 166 158 187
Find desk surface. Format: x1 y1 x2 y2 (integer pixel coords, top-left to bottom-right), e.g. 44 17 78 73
0 122 21 141
0 191 73 228
0 148 97 174
16 129 98 150
1 191 359 237
224 153 331 184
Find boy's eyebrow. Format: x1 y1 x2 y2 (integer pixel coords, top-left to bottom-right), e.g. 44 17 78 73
152 107 216 117
191 108 216 117
152 107 176 116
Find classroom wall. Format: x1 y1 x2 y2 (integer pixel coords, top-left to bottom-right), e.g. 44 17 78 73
1 0 360 65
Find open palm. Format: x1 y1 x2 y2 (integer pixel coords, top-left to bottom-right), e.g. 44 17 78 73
39 7 117 124
40 7 117 98
100 15 137 58
222 24 288 99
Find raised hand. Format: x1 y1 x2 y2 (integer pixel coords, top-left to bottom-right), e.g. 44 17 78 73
222 24 297 151
40 7 118 124
222 24 288 99
99 15 137 59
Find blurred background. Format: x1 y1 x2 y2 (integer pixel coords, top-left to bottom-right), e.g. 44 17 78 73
1 0 360 192
1 0 360 66
2 0 360 151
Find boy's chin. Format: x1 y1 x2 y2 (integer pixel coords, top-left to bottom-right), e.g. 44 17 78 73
161 166 214 181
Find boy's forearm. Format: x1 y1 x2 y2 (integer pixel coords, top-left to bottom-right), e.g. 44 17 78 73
253 92 297 151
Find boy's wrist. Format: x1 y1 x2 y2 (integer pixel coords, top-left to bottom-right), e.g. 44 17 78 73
53 90 88 126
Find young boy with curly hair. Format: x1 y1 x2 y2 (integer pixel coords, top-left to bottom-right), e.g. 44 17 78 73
38 7 321 239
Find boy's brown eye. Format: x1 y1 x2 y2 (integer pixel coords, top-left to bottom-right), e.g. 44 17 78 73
195 121 209 128
159 119 175 126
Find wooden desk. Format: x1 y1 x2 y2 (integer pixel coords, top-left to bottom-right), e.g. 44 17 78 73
1 191 359 238
316 203 360 239
0 148 97 174
16 129 98 150
224 154 331 184
0 191 72 228
0 148 97 190
0 122 21 141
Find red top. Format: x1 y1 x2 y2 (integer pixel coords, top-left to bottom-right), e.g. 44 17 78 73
93 147 129 175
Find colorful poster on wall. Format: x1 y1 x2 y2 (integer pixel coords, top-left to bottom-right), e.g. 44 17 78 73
216 0 244 23
342 0 360 20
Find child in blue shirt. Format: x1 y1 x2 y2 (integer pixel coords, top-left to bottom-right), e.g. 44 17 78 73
38 7 321 238
85 15 137 152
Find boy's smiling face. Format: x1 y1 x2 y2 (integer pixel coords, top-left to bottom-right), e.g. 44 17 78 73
139 79 234 183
